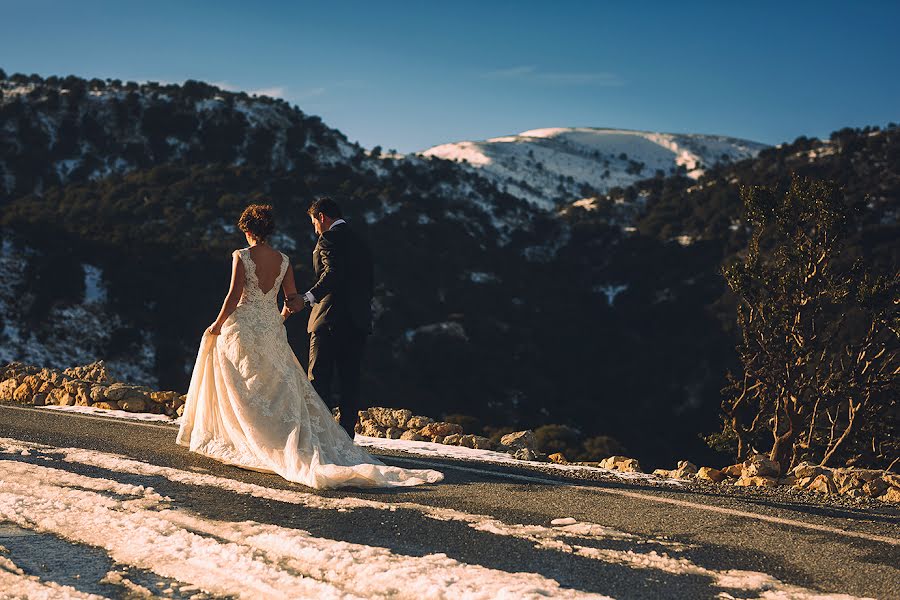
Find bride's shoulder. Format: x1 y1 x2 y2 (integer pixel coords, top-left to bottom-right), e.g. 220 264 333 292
232 247 249 259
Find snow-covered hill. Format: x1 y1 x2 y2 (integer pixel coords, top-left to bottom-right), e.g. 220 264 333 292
421 128 768 209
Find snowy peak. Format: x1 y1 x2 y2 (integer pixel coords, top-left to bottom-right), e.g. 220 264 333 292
421 127 768 209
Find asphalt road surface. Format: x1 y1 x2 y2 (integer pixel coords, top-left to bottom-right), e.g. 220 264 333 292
1 402 898 599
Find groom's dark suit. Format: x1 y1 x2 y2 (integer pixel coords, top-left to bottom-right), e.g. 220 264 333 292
306 221 373 437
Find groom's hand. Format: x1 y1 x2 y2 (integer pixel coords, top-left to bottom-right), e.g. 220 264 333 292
285 293 307 314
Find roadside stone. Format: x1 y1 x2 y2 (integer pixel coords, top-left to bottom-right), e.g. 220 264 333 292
385 427 404 439
420 422 464 439
500 430 536 450
32 393 47 407
119 398 147 412
653 469 673 478
512 448 538 461
176 403 185 417
430 435 445 444
58 392 75 406
38 381 54 394
807 474 837 495
863 478 889 497
358 421 387 438
879 487 900 503
12 382 31 402
721 464 743 478
400 430 425 442
792 462 828 479
672 461 698 478
92 401 119 411
405 415 434 430
743 454 781 478
366 407 413 429
442 433 463 446
735 476 778 487
89 385 108 403
548 452 568 464
457 434 478 449
0 379 18 400
697 466 725 483
471 436 494 450
601 456 643 473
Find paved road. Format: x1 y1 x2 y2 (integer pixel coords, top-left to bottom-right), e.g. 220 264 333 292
1 402 898 599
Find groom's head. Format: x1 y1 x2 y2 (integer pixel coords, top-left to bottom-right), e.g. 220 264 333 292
307 197 343 235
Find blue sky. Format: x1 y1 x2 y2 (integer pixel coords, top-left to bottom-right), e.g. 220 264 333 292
2 1 898 152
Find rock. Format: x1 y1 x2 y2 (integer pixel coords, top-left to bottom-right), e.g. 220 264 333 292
653 469 673 478
405 415 434 430
512 448 538 461
173 395 187 409
735 476 778 487
697 466 725 483
58 392 76 406
400 430 425 442
0 379 19 400
471 436 494 450
442 433 463 446
673 461 698 478
105 384 137 402
12 382 31 402
721 463 743 478
32 393 47 407
92 401 119 410
430 436 445 444
22 375 42 390
366 407 413 429
119 398 147 412
458 434 477 449
89 385 108 403
743 454 781 478
358 421 387 438
779 474 798 486
806 474 837 495
38 381 54 394
878 487 900 503
420 422 464 439
385 427 404 439
548 452 568 464
600 456 643 473
863 478 889 497
792 462 828 479
500 430 536 450
176 403 185 417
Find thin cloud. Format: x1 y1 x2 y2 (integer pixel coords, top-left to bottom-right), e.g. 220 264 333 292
481 65 624 86
293 87 326 99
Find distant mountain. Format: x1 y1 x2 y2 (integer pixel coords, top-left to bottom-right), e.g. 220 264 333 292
421 127 767 208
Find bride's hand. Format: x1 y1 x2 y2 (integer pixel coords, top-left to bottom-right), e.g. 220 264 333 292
208 323 222 335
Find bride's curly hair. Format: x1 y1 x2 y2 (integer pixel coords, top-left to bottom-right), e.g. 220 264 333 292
238 204 275 242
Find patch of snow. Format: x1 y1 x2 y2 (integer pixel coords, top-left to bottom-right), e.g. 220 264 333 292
39 405 177 422
82 264 107 304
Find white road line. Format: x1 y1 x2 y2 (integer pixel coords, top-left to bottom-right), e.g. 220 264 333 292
4 404 899 548
389 457 900 547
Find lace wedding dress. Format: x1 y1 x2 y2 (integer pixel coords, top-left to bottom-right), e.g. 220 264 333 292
176 247 443 489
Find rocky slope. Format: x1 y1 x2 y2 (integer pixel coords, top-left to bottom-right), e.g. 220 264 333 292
421 127 767 208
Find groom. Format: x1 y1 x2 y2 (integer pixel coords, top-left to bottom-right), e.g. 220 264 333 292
287 197 374 438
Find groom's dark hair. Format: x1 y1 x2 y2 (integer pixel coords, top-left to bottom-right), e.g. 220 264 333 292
308 197 343 219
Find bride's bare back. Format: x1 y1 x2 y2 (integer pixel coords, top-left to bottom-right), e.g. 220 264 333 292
246 244 289 294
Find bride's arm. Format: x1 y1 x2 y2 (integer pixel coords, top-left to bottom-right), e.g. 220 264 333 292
208 254 245 335
280 261 299 321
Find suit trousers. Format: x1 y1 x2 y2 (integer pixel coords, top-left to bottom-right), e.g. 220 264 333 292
308 325 367 437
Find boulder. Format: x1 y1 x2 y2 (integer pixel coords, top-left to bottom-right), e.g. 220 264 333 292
743 454 781 478
672 461 698 478
721 463 743 478
176 403 185 417
405 415 435 430
806 474 837 495
0 379 19 400
653 469 673 478
863 478 888 498
420 422 464 439
879 487 900 503
512 448 538 461
400 430 425 442
37 381 54 394
58 392 76 406
500 430 536 450
792 462 828 479
600 456 642 473
358 421 387 438
458 434 478 449
548 452 568 464
366 407 413 429
94 402 119 411
119 398 147 413
22 375 42 390
697 466 725 483
471 436 494 450
442 433 463 446
430 435 445 444
32 393 47 407
12 382 31 402
735 476 778 487
89 385 108 403
385 427 404 439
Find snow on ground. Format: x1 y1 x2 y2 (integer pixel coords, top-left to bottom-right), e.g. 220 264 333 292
421 127 767 208
0 437 866 599
0 457 608 599
40 404 178 422
0 546 107 599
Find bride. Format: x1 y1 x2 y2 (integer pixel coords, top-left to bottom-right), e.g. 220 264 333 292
176 204 443 489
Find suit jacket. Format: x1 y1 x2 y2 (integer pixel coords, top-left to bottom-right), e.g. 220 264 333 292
307 222 374 334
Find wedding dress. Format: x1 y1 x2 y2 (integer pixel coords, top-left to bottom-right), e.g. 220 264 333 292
176 247 443 489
